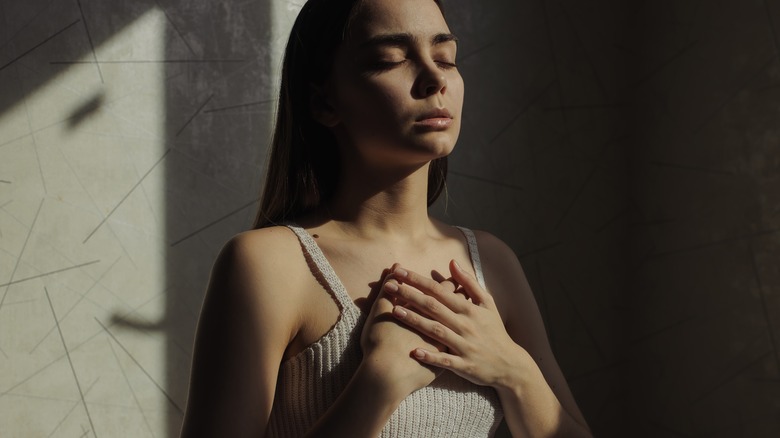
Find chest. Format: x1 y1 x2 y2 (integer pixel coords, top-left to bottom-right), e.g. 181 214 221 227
319 238 473 305
285 237 476 360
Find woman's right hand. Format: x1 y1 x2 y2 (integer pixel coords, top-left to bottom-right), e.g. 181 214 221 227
359 264 454 399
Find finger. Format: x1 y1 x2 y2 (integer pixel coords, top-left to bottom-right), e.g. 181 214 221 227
431 270 460 292
383 264 405 306
439 278 469 303
375 271 415 313
411 348 466 374
355 268 389 313
392 305 465 353
449 260 493 307
370 267 392 299
434 273 468 301
452 282 470 301
384 280 462 328
393 266 468 312
440 278 464 302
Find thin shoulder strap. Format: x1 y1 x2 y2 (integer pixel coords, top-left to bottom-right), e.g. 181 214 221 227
454 226 486 289
284 223 355 311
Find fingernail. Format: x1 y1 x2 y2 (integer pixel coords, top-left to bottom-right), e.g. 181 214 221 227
413 349 426 359
384 281 399 293
393 306 407 318
394 267 408 277
453 260 463 271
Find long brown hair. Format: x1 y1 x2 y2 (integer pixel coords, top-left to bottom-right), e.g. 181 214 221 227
252 0 447 229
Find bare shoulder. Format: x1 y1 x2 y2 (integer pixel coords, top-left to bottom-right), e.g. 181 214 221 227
199 225 310 347
223 225 302 267
200 226 310 343
470 230 530 298
471 230 520 268
213 226 306 298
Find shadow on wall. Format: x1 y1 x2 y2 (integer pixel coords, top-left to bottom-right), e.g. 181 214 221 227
159 1 272 436
1 0 780 437
0 0 270 436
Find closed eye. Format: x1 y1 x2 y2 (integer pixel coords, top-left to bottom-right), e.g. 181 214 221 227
436 60 458 69
370 60 407 71
367 59 457 72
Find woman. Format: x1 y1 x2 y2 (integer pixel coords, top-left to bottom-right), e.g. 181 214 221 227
181 0 593 436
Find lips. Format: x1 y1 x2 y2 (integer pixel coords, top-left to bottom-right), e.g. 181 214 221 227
416 108 453 121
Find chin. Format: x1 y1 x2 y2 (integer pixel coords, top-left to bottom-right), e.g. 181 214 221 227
415 133 458 158
406 140 456 162
363 132 458 164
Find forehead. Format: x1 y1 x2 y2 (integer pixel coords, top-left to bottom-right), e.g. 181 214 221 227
348 0 450 41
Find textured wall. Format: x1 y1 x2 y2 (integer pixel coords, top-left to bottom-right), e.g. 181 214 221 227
1 0 779 437
628 1 780 436
1 0 274 436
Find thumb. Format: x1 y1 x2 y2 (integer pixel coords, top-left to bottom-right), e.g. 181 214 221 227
363 264 399 308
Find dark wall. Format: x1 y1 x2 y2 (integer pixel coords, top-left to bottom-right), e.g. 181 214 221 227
439 1 780 436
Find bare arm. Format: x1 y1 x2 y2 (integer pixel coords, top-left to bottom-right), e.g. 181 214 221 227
180 231 296 437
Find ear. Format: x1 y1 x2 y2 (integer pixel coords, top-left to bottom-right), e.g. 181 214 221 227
309 83 340 128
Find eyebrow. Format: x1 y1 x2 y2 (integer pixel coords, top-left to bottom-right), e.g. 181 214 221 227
359 32 458 49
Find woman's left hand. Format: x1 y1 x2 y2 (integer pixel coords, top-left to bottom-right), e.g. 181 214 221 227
383 260 529 389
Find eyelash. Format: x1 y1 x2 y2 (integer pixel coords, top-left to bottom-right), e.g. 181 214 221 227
436 61 458 69
372 60 458 71
372 60 404 70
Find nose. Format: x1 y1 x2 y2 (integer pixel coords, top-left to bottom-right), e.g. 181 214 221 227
416 62 447 97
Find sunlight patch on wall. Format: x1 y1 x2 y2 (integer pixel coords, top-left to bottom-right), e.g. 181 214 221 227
0 7 172 437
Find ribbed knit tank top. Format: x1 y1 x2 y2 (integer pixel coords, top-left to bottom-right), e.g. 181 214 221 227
266 224 503 437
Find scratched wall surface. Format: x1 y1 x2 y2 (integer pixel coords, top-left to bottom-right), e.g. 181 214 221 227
0 0 273 436
1 1 779 438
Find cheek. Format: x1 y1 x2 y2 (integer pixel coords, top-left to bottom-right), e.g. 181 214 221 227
449 75 465 110
339 79 409 126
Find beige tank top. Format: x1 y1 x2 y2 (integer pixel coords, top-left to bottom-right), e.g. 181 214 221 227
266 224 503 437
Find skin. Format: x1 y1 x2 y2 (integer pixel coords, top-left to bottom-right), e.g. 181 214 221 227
181 0 593 437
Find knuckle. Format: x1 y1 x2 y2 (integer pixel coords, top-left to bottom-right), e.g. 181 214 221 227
405 270 420 283
459 304 473 317
423 297 440 314
396 284 410 299
430 322 447 340
401 286 419 302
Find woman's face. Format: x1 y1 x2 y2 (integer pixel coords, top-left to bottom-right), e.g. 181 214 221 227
322 0 464 168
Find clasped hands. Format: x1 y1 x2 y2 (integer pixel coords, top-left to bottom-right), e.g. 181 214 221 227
361 260 524 396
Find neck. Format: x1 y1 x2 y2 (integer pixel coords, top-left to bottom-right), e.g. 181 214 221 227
320 160 436 242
